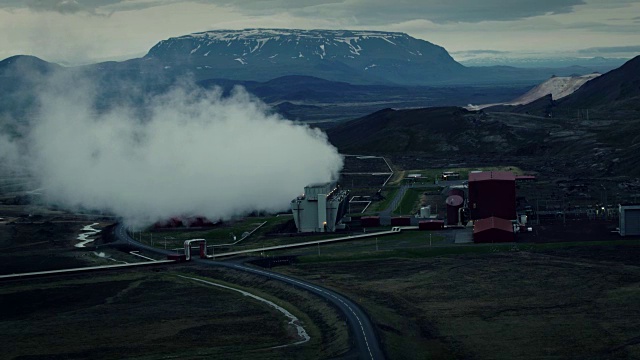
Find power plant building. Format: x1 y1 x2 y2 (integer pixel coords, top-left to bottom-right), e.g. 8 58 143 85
619 204 640 236
468 171 516 220
291 182 350 233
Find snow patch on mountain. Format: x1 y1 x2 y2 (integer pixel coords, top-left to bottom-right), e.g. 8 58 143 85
466 73 601 110
512 73 601 104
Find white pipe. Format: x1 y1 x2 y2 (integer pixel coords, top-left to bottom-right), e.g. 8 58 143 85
184 238 206 261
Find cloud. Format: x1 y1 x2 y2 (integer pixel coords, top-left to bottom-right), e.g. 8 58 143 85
2 70 343 227
577 45 640 54
202 0 585 24
0 0 585 22
451 49 511 55
0 0 179 15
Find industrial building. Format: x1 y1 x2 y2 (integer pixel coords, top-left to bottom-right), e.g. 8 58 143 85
468 171 516 220
619 204 640 236
473 216 514 243
291 182 350 233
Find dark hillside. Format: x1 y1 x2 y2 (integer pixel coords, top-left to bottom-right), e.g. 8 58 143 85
558 55 640 110
326 107 549 155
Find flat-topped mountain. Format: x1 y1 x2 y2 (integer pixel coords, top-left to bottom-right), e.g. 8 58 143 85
144 29 464 85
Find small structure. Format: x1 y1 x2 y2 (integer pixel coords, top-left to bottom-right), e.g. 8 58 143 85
468 171 516 220
473 217 514 243
441 171 460 181
619 204 640 236
291 182 350 233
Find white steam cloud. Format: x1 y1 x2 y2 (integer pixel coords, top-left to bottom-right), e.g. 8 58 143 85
4 73 343 226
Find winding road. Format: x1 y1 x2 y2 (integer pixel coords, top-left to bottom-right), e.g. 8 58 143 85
114 224 385 360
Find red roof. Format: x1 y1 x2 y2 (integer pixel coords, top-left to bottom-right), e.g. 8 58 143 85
468 171 516 182
473 216 513 234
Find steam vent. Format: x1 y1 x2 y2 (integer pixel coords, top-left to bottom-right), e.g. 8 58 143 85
291 182 350 232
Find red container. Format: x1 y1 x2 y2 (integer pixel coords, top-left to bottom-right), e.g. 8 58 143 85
419 220 444 230
360 216 381 227
390 217 411 226
167 254 187 262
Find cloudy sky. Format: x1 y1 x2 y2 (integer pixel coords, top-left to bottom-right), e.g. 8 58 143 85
0 0 638 64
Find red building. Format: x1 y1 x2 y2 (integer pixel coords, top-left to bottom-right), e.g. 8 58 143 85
391 217 411 226
468 171 516 220
360 216 381 227
473 217 514 243
419 220 444 230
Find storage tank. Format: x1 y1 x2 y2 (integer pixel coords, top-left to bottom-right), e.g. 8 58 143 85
446 195 464 226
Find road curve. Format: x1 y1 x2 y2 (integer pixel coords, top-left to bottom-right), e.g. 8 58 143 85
114 224 385 360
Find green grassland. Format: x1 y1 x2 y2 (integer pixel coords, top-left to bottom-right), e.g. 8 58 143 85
1 267 350 360
391 165 527 186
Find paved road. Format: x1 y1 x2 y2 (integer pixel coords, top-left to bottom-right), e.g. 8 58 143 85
115 224 385 360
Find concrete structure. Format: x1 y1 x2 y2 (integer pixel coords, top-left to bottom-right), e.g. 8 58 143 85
619 205 640 236
291 182 350 233
473 216 514 243
468 171 516 220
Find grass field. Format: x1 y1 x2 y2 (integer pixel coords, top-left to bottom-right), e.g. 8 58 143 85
1 266 350 360
277 242 640 359
391 165 527 186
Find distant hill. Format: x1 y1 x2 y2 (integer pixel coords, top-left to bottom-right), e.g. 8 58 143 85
0 55 62 123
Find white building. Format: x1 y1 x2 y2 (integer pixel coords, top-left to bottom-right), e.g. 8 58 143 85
291 182 350 233
619 204 640 236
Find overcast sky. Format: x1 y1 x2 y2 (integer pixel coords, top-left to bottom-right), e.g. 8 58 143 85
0 0 638 64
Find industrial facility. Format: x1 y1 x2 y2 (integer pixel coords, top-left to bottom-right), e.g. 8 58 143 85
291 182 350 233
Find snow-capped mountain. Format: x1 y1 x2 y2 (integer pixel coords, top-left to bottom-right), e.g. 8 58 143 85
144 29 464 85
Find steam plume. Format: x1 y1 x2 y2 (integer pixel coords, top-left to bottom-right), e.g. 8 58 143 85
3 72 343 226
